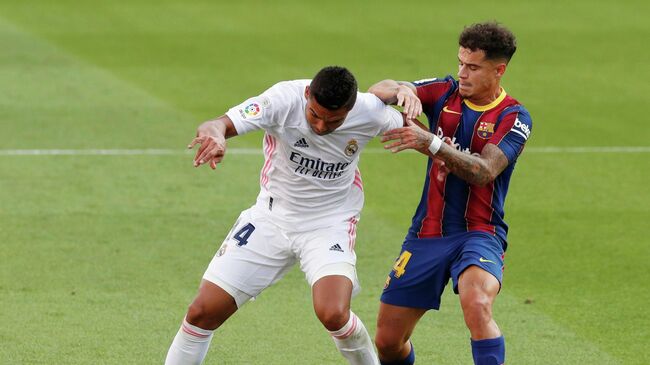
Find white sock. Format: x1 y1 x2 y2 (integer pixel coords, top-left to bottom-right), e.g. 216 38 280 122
329 312 380 365
165 318 214 365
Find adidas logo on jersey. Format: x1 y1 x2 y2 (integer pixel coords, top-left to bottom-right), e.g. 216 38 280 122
329 243 344 252
294 138 309 148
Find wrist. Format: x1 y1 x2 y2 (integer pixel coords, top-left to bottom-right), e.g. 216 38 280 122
428 135 442 155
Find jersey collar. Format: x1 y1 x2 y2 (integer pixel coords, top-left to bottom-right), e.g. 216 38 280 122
463 88 507 112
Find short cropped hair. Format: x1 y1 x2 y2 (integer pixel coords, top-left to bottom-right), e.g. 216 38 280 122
310 66 358 110
459 22 517 63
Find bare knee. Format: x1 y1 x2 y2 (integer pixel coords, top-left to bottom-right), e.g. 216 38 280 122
458 267 500 337
461 293 493 331
375 330 407 359
185 281 238 330
374 303 424 361
315 305 349 331
312 275 353 331
186 299 209 326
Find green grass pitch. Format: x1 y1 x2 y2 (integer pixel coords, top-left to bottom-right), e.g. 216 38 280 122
1 1 648 364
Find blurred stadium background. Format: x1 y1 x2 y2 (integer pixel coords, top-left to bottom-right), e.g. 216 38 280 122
1 1 648 363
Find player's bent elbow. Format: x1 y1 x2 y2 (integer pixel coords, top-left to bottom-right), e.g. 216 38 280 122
368 80 391 92
472 163 500 186
368 81 398 103
475 173 498 187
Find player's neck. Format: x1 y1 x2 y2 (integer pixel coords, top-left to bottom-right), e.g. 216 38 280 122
466 86 503 108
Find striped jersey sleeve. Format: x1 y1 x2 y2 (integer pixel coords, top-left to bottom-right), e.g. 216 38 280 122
490 106 533 163
413 76 456 109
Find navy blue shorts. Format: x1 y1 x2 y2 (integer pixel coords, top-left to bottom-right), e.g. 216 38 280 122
380 231 506 310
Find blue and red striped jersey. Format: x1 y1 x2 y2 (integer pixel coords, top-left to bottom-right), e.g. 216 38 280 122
406 76 532 245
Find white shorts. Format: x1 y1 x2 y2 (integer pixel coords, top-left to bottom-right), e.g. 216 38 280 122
203 207 361 308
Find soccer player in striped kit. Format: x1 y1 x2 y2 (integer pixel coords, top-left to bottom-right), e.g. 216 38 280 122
369 22 532 365
165 66 404 365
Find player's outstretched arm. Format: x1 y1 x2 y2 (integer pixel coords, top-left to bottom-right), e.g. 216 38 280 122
188 115 238 170
381 120 508 186
369 80 422 120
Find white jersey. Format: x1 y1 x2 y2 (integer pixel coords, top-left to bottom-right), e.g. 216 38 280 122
226 80 403 230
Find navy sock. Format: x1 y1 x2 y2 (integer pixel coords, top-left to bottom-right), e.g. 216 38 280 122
380 342 415 365
471 336 505 365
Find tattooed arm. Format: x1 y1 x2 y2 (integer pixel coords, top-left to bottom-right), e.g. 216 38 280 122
381 120 509 186
368 79 422 120
435 143 508 185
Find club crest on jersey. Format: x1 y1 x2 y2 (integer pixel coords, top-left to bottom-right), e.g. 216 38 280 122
344 139 358 156
477 122 495 139
239 102 262 119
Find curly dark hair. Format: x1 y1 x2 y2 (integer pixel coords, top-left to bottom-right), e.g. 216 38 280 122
459 22 517 62
310 66 358 110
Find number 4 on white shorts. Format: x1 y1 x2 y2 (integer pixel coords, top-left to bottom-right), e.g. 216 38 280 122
233 223 256 246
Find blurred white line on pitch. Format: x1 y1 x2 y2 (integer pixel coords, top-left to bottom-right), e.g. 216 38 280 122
0 147 649 156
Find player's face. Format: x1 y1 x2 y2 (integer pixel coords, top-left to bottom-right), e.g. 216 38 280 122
304 86 350 136
457 47 506 103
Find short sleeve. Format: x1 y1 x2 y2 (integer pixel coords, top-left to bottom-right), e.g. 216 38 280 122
489 107 533 163
225 82 293 135
414 76 456 108
377 106 405 134
363 93 406 135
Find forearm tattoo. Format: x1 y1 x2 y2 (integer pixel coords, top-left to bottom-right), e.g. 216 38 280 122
436 145 494 186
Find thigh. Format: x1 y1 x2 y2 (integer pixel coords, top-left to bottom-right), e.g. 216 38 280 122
203 208 295 307
450 232 505 294
380 237 458 310
457 265 500 305
312 275 353 308
294 217 360 290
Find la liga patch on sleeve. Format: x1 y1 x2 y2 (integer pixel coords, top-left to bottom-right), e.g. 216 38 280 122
237 96 270 120
239 102 262 119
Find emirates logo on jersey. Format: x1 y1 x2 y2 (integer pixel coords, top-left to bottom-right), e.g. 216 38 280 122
477 122 495 139
289 151 350 180
344 139 359 156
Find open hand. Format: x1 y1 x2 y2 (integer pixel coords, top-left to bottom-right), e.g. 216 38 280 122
188 134 226 170
381 119 433 153
396 85 422 120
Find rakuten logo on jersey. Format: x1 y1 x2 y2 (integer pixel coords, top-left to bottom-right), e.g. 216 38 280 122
436 127 480 157
511 117 530 140
289 152 350 180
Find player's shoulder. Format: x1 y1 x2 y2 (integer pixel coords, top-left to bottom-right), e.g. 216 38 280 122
499 95 532 125
497 95 533 140
272 79 310 90
412 75 457 88
339 92 403 135
265 79 309 101
413 75 458 104
354 91 388 113
256 79 309 116
349 92 397 122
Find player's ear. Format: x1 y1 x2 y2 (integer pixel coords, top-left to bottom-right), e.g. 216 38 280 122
495 63 507 78
305 85 311 99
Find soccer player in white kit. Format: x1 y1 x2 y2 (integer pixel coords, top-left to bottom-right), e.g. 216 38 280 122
165 66 404 365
